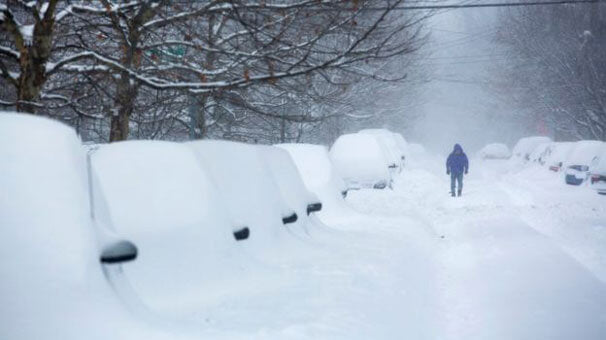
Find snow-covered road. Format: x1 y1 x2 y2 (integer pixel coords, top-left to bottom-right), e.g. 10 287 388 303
168 152 606 339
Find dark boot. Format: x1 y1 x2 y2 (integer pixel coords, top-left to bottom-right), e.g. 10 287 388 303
457 189 462 197
451 191 455 197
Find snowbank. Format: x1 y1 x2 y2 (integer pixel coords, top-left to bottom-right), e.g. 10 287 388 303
276 143 353 221
359 128 404 170
511 136 552 161
91 140 245 312
330 133 392 189
0 113 178 340
477 143 511 160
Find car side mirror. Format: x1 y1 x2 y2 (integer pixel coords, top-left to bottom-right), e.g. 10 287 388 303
282 212 298 224
100 240 138 264
306 202 322 215
388 164 397 169
341 190 348 198
233 227 250 241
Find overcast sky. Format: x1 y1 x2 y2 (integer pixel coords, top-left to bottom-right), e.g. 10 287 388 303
409 7 522 155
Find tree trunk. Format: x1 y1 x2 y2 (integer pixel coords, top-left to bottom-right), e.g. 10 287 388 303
109 71 136 142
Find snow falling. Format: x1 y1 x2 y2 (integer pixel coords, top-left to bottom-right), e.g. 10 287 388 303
1 1 606 340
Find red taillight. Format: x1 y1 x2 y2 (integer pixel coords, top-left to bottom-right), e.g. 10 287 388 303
591 174 601 184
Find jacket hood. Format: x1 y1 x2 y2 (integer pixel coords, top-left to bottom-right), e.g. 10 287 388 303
453 144 463 153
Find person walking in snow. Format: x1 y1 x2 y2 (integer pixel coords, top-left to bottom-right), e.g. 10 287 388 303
446 144 469 197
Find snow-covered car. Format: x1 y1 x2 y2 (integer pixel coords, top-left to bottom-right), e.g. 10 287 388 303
0 113 182 340
188 140 298 245
358 128 405 172
90 140 248 312
564 141 605 186
276 143 350 217
392 132 409 166
589 148 606 195
512 136 553 162
258 145 323 232
477 143 511 160
330 133 392 190
528 142 552 165
543 142 575 172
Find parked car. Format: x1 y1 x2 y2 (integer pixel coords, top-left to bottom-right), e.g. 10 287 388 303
511 136 553 162
478 143 511 160
91 140 247 312
543 142 575 172
358 128 405 172
277 143 350 217
258 145 322 233
330 133 392 190
564 141 605 186
589 148 606 195
0 113 185 340
528 142 552 165
392 132 409 167
188 140 298 245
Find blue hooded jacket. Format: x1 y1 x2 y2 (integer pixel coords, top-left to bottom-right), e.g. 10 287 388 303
446 144 469 175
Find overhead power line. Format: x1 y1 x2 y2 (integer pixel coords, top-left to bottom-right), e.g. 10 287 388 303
377 0 602 11
166 0 602 10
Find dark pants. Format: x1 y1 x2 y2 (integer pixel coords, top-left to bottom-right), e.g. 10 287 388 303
451 172 463 194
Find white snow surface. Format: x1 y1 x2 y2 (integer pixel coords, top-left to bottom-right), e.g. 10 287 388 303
257 145 319 233
566 140 606 166
512 136 553 161
276 143 353 222
358 129 404 171
3 113 606 340
543 142 576 169
0 113 199 340
187 140 295 249
90 141 251 314
330 133 391 188
477 143 511 159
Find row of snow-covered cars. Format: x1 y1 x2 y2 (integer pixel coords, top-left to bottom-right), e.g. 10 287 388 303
479 136 606 195
0 113 407 339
